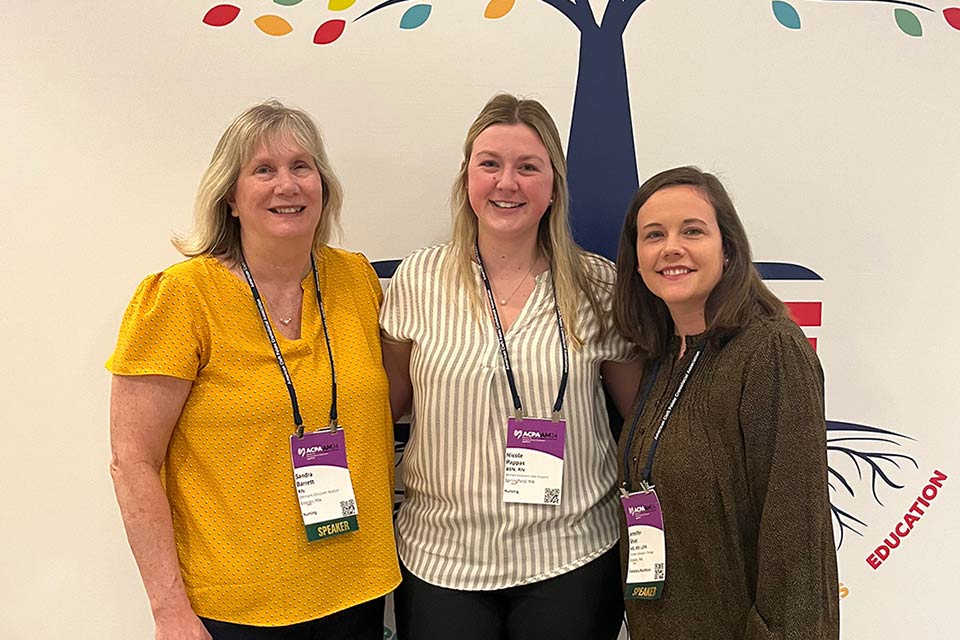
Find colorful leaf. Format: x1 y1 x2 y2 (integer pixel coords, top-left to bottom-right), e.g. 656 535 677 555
274 0 303 6
314 19 346 44
771 1 800 30
399 4 431 30
894 9 922 37
254 14 293 36
944 8 960 31
484 0 515 20
202 4 240 27
328 0 357 10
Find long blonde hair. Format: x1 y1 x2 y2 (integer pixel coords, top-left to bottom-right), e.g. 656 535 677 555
448 93 606 346
173 99 343 264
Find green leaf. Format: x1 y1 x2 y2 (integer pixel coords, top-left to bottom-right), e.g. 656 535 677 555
772 1 800 30
399 4 431 30
894 8 922 37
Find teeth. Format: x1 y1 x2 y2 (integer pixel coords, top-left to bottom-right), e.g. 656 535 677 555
492 201 522 209
271 207 303 214
662 268 691 276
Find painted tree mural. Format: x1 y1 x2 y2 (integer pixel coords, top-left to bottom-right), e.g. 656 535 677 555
202 0 951 547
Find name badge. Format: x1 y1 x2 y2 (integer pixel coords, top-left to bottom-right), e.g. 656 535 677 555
503 417 566 506
621 489 666 600
289 428 359 541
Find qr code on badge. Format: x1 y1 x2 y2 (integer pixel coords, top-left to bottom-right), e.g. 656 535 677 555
543 488 561 505
340 499 357 517
654 562 664 580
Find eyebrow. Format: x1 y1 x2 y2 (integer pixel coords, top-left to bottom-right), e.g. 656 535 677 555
473 150 547 163
640 217 709 229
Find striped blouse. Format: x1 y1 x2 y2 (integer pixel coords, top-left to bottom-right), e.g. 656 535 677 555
380 243 635 590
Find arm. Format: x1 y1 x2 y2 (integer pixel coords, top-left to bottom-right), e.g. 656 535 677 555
382 338 413 421
600 358 644 418
109 374 211 640
740 329 839 640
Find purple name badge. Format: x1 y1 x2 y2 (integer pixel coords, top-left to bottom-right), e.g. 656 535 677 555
621 490 666 600
503 417 566 505
289 429 358 542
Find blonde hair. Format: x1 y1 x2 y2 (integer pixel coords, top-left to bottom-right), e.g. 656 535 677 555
173 99 343 264
449 93 605 346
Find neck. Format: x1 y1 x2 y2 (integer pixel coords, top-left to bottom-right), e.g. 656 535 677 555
239 232 314 285
669 305 707 345
476 228 541 275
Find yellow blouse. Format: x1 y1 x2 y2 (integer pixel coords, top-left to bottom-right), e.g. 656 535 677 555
107 248 400 626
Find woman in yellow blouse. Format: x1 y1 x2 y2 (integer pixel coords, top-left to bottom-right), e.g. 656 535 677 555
107 100 399 640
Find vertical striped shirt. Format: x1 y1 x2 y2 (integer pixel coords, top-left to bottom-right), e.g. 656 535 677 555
380 243 635 590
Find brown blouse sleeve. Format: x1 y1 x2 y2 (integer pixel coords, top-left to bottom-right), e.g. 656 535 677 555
738 321 839 640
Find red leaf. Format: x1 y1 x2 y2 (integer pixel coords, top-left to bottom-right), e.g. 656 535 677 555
314 19 346 44
944 8 960 30
203 4 240 27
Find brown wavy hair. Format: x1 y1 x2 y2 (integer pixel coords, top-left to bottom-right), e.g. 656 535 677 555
613 166 785 361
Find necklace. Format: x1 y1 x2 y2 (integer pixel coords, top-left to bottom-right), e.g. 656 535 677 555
496 261 537 306
277 316 293 326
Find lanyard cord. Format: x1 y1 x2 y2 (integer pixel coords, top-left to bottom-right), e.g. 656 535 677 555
239 252 338 438
474 243 569 420
621 346 704 492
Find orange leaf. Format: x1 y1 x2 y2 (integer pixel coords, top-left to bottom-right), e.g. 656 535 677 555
254 15 293 36
484 0 515 20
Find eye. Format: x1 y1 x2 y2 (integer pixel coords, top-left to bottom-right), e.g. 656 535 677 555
683 227 705 236
478 159 499 169
253 165 273 175
518 163 540 173
292 160 314 173
643 230 664 240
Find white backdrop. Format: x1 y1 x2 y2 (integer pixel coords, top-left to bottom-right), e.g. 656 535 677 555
3 1 958 638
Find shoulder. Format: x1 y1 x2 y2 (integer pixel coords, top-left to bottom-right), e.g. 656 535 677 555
733 315 822 379
394 243 451 280
129 256 218 303
579 251 616 279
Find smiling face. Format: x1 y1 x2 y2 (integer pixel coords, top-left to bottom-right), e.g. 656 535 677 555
228 138 324 247
635 185 725 327
467 123 554 243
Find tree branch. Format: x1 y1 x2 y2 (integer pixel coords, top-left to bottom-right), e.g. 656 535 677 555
540 0 593 30
602 0 650 32
814 0 935 14
355 0 414 22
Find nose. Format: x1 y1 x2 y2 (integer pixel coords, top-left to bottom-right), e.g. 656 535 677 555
496 168 518 191
661 234 685 259
275 168 300 195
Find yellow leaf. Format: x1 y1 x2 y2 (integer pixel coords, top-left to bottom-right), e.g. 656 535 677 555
484 0 516 20
328 0 357 11
254 14 293 36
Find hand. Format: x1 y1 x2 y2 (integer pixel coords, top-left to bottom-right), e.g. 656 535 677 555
154 609 213 640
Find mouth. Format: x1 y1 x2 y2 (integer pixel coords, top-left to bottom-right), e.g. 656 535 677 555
491 201 524 209
658 266 695 277
269 206 305 214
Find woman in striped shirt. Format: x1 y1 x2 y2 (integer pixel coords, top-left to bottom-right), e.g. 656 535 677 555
381 94 642 640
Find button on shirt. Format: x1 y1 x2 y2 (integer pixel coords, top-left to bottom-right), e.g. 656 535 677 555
380 243 635 590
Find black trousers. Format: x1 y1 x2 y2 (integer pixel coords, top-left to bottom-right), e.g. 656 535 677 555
394 545 623 640
200 596 385 640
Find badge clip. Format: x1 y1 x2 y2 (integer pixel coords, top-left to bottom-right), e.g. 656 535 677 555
327 418 340 434
295 423 305 439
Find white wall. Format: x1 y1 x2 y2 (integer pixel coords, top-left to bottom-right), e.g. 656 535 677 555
3 1 958 638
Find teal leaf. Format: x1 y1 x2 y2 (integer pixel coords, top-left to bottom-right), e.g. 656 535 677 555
772 1 801 30
274 0 303 5
894 9 922 37
399 4 431 30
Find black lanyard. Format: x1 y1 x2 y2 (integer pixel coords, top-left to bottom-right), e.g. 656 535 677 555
621 345 704 492
239 252 338 438
474 243 569 420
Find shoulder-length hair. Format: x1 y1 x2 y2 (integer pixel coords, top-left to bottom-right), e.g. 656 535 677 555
448 93 605 345
613 166 785 361
173 99 343 264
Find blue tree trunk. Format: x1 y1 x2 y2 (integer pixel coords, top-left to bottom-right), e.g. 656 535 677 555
567 26 638 260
